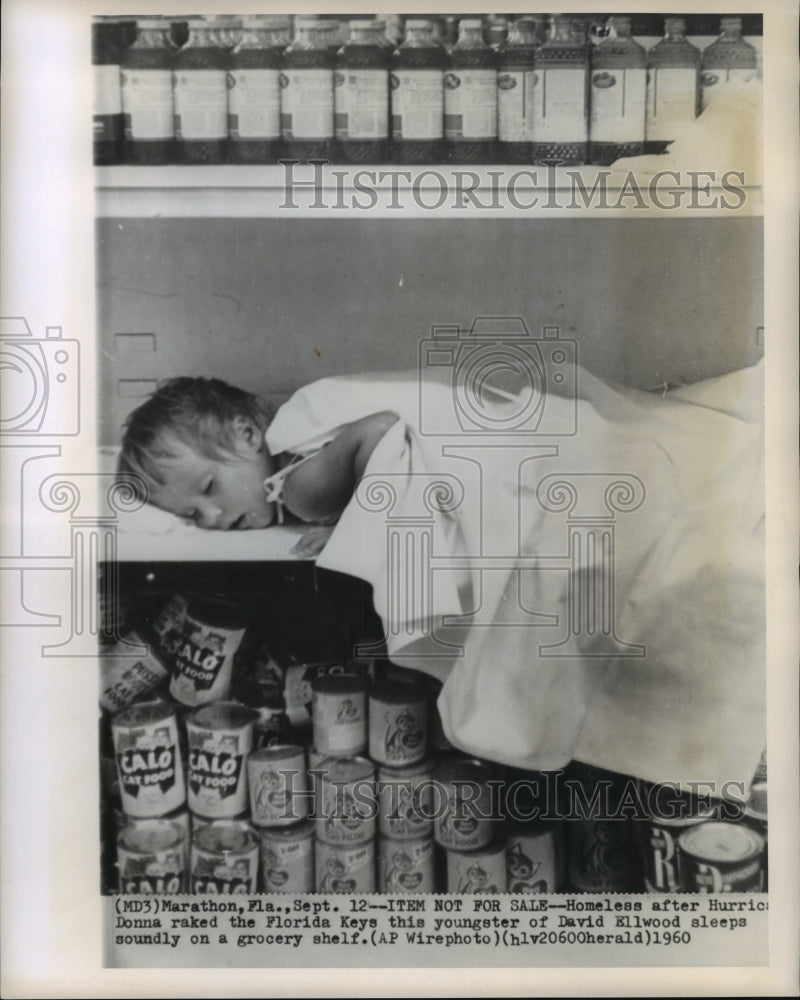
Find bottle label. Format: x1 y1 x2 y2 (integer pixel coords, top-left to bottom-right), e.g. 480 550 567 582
280 69 334 140
228 68 281 140
93 64 121 115
174 69 228 140
700 68 754 110
390 69 443 140
498 69 536 142
121 68 174 140
334 68 388 140
444 68 497 140
589 67 646 144
531 67 587 143
646 67 697 141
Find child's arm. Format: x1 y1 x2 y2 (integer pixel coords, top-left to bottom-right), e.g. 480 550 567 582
281 410 400 525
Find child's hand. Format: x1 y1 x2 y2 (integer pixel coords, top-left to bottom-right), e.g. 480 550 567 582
291 525 335 559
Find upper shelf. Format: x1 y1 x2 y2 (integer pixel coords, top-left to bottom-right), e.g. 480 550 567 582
95 163 762 220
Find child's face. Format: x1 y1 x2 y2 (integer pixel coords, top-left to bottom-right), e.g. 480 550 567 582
148 419 277 530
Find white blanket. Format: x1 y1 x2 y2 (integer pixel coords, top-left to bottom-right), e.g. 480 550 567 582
266 362 765 790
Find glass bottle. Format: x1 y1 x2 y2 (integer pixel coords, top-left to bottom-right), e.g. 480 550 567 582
700 17 757 111
281 17 335 162
646 17 700 147
485 15 510 51
92 17 124 165
445 18 497 164
497 17 540 164
228 16 286 164
531 15 589 166
335 21 391 164
173 18 231 164
391 19 446 165
588 16 647 165
121 17 175 165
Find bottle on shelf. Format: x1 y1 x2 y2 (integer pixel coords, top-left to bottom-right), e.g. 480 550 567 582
92 17 124 165
390 19 447 165
588 15 647 165
281 17 336 162
228 15 286 165
334 20 391 164
173 17 231 165
484 14 510 51
700 17 758 111
645 17 700 148
445 18 498 164
120 17 176 165
496 16 540 164
530 14 589 167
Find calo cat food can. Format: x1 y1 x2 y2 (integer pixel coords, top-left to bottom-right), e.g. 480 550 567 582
169 599 247 707
191 819 260 894
112 701 186 817
247 744 309 828
186 702 256 819
369 680 427 766
117 818 186 894
260 820 315 893
378 836 435 893
315 838 375 893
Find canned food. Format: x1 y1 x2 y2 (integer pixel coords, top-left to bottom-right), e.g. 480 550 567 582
678 821 765 893
191 820 260 893
447 841 507 893
190 810 249 835
247 744 309 828
186 702 256 819
260 820 315 893
315 838 375 893
100 629 171 714
378 760 434 840
378 836 435 893
312 674 367 757
117 818 185 894
169 599 247 707
316 755 376 846
112 701 186 817
119 806 191 863
506 822 562 893
637 783 719 893
434 758 496 851
369 680 427 766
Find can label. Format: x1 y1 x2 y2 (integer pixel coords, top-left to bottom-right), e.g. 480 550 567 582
93 64 122 115
318 773 376 846
170 612 245 706
506 826 561 893
378 767 434 840
228 68 281 139
315 839 375 893
589 68 646 143
498 70 536 142
444 69 497 139
447 845 506 893
187 712 253 819
379 837 435 893
248 748 309 828
434 778 494 851
191 847 259 894
646 67 697 141
313 684 366 757
369 698 426 767
678 821 764 893
567 817 638 892
390 69 444 140
531 67 587 143
173 69 228 140
113 705 185 818
335 69 388 139
280 69 334 140
99 631 169 714
260 827 315 893
121 69 174 140
117 820 185 894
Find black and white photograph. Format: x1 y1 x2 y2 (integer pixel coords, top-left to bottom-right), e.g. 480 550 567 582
1 2 798 997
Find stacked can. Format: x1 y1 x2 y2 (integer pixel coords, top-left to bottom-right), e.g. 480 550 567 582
638 782 718 893
435 756 501 892
314 756 377 892
677 821 765 893
111 700 188 892
169 598 247 707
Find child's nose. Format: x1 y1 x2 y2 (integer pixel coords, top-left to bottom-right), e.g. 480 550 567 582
195 498 225 529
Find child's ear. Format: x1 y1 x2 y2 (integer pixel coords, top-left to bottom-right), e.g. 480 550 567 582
232 416 262 452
